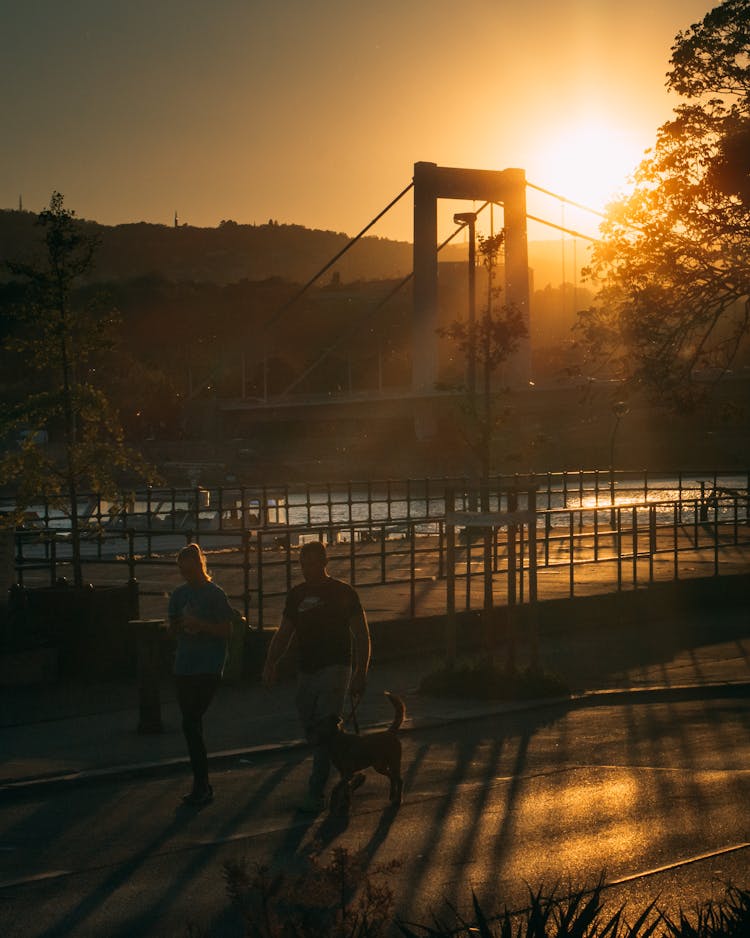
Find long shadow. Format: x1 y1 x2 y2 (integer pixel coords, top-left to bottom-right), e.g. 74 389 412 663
358 739 430 863
487 723 534 870
449 730 507 877
617 689 733 889
0 782 125 888
394 732 486 906
117 756 305 937
39 807 193 938
297 740 431 864
40 755 302 938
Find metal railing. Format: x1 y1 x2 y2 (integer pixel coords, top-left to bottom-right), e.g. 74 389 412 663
11 479 749 628
4 469 748 537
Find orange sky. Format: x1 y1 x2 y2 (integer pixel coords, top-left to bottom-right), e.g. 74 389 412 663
1 0 713 244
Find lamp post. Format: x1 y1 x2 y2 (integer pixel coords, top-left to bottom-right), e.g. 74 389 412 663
453 212 477 404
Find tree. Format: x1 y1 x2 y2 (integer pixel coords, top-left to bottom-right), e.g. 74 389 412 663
439 231 527 481
577 0 750 411
1 193 155 586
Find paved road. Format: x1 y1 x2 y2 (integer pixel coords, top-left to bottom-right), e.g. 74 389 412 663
1 691 748 937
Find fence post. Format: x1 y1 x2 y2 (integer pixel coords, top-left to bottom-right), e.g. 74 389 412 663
257 530 265 631
578 469 584 532
15 533 25 587
649 506 656 584
594 506 600 562
96 492 103 561
437 520 445 579
518 520 525 604
568 512 575 598
713 497 719 576
445 488 456 663
409 521 416 620
127 529 136 583
145 486 153 558
482 480 493 615
506 489 518 672
49 532 58 584
527 487 539 668
243 529 252 624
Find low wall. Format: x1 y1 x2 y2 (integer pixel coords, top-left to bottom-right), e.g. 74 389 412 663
366 571 750 664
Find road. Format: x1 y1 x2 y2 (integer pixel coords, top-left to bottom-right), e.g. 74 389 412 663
1 692 749 937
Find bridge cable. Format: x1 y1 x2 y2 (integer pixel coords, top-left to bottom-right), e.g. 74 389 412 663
526 213 599 242
527 179 649 236
526 181 609 220
261 181 414 335
276 202 493 399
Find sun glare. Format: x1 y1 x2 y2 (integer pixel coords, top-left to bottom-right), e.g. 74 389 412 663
531 123 644 213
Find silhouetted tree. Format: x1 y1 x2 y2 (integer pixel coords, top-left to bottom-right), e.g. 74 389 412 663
577 0 750 410
0 192 154 585
439 231 527 482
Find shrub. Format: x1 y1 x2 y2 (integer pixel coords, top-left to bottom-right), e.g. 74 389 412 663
418 659 570 701
222 845 400 937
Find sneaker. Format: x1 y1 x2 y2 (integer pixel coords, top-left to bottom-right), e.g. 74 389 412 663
294 792 326 814
181 785 214 806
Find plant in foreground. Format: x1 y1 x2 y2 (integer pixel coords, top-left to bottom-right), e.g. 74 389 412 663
222 845 399 937
197 848 750 938
396 879 750 937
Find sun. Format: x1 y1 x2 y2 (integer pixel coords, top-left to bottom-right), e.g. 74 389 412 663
529 122 645 213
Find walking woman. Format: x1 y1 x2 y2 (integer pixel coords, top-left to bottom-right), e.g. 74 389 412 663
168 543 232 806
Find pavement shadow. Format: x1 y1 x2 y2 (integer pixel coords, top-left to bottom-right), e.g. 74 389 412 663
537 601 749 692
33 754 302 938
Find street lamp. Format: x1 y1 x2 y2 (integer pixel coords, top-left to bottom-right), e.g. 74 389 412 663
453 212 477 402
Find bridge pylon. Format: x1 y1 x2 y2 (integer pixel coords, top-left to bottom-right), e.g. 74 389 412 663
413 161 531 438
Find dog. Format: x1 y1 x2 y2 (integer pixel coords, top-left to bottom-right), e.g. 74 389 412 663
314 691 405 813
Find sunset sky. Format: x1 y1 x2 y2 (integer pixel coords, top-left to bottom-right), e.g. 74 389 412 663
1 0 714 244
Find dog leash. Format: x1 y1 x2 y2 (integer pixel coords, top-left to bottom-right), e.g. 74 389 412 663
344 691 361 735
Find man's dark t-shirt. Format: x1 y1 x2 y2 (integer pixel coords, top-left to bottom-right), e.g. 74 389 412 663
283 576 362 674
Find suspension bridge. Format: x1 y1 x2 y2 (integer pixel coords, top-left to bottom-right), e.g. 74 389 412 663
210 161 606 437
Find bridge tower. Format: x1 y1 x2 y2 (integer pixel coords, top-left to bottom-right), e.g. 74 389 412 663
412 162 530 437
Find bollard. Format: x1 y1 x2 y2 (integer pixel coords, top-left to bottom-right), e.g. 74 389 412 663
130 618 168 734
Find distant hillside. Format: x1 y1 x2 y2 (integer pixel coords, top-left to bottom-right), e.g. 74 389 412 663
0 211 418 284
0 210 582 287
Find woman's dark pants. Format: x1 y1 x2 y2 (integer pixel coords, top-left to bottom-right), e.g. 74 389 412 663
176 674 220 791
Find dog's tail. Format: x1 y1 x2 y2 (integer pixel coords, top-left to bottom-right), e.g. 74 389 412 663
384 691 405 733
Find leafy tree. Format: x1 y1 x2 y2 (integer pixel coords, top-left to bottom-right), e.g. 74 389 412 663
1 193 154 586
439 231 527 481
577 0 750 411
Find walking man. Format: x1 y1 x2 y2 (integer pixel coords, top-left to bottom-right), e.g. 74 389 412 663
262 540 371 813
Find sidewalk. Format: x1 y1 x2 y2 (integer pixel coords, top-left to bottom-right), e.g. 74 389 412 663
1 603 748 798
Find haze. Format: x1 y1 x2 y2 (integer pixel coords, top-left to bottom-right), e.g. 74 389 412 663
1 0 713 242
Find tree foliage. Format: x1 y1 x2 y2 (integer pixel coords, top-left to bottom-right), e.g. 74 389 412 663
577 0 750 410
1 193 154 584
439 231 527 478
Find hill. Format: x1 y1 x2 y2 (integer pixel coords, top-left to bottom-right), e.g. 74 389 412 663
0 210 581 288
